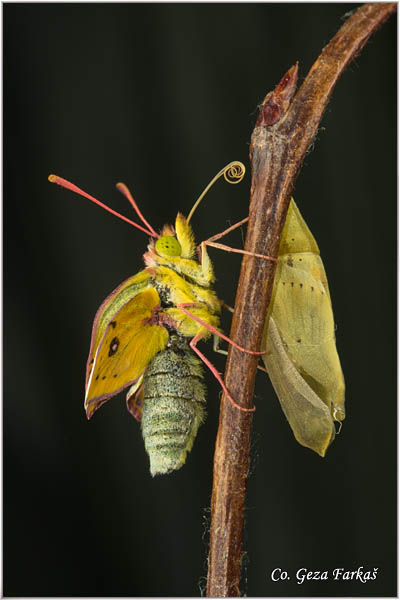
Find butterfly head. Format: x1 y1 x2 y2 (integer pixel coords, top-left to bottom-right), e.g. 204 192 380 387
155 235 182 258
144 213 196 267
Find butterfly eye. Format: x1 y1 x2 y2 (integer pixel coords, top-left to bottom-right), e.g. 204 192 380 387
155 235 182 258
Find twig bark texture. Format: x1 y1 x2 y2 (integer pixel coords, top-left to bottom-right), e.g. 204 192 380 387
206 3 396 597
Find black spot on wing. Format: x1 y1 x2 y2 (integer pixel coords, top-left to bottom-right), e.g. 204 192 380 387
108 336 120 357
111 321 117 329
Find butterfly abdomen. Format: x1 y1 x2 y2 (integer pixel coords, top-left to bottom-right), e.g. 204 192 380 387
141 336 206 476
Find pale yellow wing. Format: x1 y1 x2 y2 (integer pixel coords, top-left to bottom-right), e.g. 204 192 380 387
263 199 345 455
262 317 335 457
270 256 345 419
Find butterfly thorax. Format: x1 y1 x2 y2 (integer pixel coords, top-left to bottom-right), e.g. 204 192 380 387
141 212 222 337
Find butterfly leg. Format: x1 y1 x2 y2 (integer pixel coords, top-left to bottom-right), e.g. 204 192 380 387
212 301 235 354
205 217 249 243
204 240 277 262
213 334 228 356
190 333 255 414
199 217 277 263
217 300 268 369
213 332 268 375
221 300 234 313
178 302 266 356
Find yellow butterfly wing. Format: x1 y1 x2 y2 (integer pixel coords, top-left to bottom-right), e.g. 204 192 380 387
85 269 152 382
263 317 335 456
263 199 345 455
85 287 168 419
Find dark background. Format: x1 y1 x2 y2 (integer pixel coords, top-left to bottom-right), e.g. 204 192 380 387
4 3 396 597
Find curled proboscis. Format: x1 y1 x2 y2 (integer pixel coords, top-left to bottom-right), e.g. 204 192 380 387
223 161 246 185
187 160 246 223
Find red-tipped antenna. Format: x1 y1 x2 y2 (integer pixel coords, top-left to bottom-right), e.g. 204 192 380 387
48 174 158 238
116 182 158 238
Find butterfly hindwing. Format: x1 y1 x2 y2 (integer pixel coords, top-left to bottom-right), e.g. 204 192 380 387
126 378 145 422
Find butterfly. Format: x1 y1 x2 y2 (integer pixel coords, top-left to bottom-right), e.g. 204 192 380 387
49 163 267 476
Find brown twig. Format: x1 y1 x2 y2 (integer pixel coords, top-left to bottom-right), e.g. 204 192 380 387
206 3 396 597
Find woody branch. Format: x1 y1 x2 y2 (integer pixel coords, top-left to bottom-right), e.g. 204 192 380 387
206 3 396 597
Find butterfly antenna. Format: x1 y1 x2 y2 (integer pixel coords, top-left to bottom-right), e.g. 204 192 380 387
48 175 157 237
116 182 159 238
186 161 246 224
